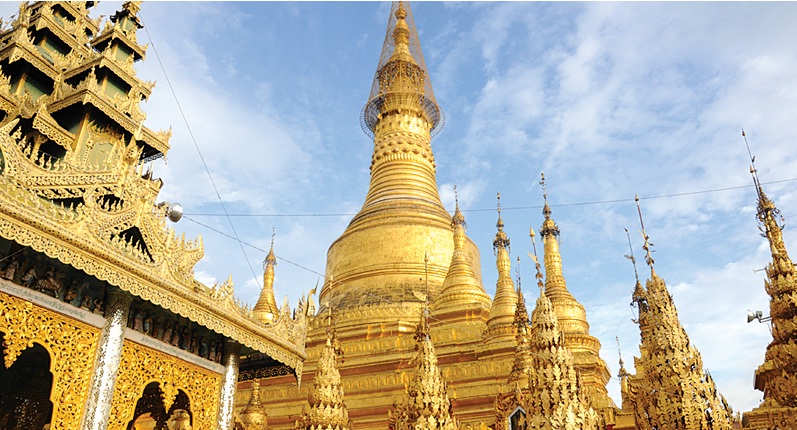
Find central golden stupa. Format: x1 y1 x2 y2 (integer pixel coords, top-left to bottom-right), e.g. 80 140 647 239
238 3 613 429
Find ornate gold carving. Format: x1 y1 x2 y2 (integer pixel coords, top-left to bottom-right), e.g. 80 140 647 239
108 339 222 430
0 5 307 426
295 316 350 430
524 285 601 429
628 209 734 429
389 308 457 430
0 289 100 429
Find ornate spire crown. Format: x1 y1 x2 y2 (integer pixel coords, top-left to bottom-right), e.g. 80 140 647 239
362 1 442 138
494 192 510 254
253 229 279 323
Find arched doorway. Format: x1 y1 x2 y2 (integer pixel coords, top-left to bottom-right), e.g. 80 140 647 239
0 332 54 430
127 382 192 430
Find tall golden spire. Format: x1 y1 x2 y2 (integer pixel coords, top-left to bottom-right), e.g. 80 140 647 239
525 276 601 429
485 193 517 341
538 172 589 334
508 252 533 388
253 230 279 324
295 310 350 430
389 306 457 430
743 131 797 423
628 199 734 430
537 173 612 418
434 187 491 319
321 2 461 316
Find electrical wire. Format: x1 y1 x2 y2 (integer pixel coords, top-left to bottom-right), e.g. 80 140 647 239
139 14 261 288
183 176 797 218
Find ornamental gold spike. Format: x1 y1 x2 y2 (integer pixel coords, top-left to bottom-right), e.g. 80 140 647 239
295 309 350 430
525 278 601 429
390 307 457 430
253 229 279 323
435 185 491 317
629 208 734 430
239 379 269 430
743 131 797 419
485 193 516 341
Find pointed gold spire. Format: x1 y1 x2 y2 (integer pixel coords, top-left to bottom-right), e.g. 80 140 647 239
538 172 589 334
389 306 457 430
253 229 279 323
508 255 532 387
239 379 269 430
295 309 350 430
485 193 517 342
434 186 491 319
537 173 612 421
525 273 601 429
743 131 797 424
629 200 734 430
322 1 456 316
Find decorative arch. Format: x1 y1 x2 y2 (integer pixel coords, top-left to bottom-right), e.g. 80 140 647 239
127 383 192 430
0 341 54 429
0 290 100 429
108 340 221 430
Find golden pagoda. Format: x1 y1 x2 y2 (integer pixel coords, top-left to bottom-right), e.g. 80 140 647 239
246 3 616 429
742 152 797 428
0 2 306 429
619 199 735 430
538 173 614 421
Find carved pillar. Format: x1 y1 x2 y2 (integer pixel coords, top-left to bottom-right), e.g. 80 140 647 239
217 339 242 430
80 289 132 430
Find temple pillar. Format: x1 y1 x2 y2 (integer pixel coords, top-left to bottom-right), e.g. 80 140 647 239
217 339 242 430
80 289 132 430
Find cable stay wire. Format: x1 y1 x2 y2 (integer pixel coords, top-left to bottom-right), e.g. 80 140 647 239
183 176 797 218
140 14 261 287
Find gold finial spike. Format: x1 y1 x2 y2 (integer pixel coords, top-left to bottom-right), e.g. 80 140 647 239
496 192 503 230
540 171 548 205
264 228 277 268
540 172 553 221
529 228 544 292
635 195 655 268
616 336 625 370
623 228 640 284
451 185 466 227
493 192 510 254
516 256 522 291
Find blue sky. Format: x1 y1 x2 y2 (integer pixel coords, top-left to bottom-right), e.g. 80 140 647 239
5 0 797 415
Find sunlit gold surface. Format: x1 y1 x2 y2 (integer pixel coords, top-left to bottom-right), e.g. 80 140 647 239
0 289 100 429
253 241 280 324
389 309 457 430
107 339 222 430
743 179 797 428
626 264 734 429
295 320 350 430
0 1 306 372
539 193 613 420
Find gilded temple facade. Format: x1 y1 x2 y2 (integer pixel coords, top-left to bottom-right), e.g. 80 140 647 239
1 2 792 430
0 2 306 429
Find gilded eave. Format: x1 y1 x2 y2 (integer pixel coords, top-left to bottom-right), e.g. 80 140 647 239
90 21 148 61
48 71 168 155
0 28 63 81
0 122 307 378
29 4 93 49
